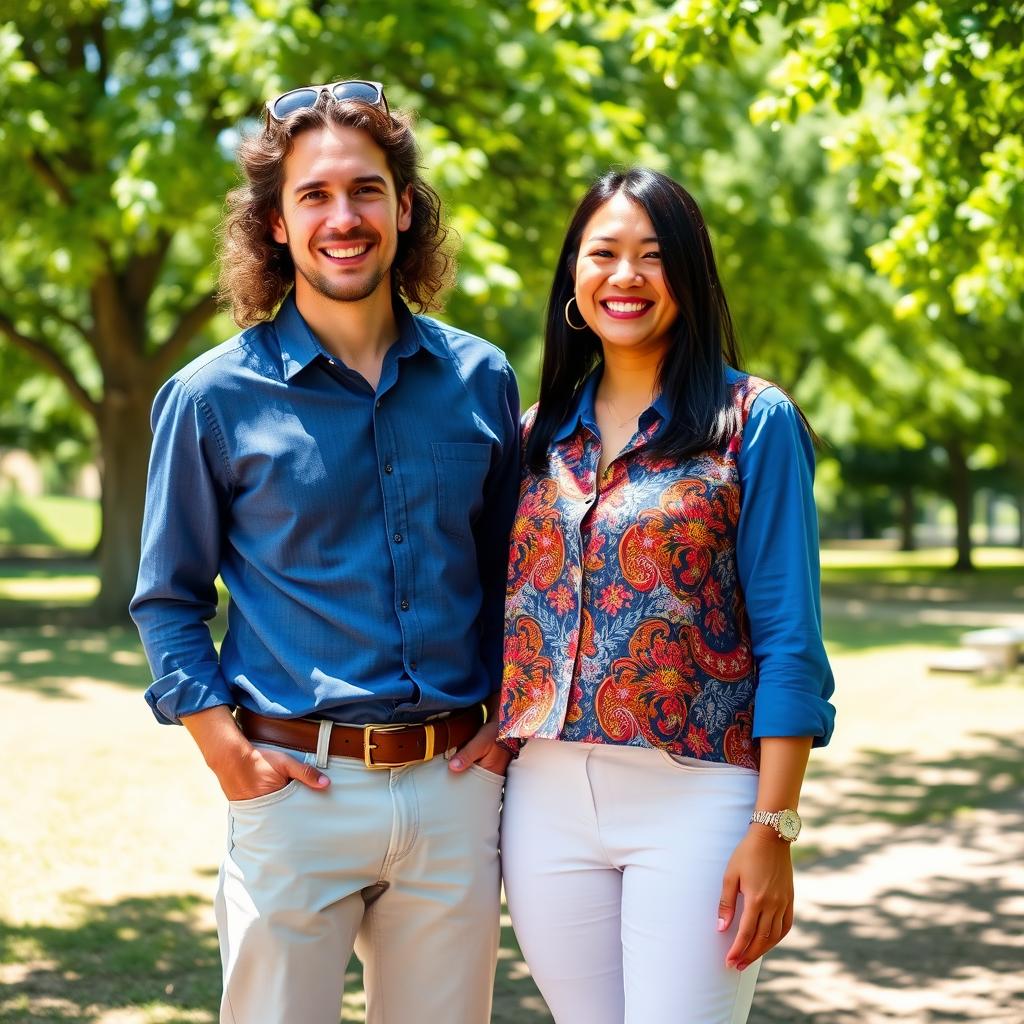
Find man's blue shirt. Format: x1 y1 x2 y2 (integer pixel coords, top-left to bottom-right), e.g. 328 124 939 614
131 294 520 725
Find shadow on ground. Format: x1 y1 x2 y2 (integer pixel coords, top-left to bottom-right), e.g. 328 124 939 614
820 563 1024 605
0 626 151 697
0 897 550 1023
755 859 1024 1022
805 732 1024 832
0 894 220 1023
753 734 1024 1023
0 502 61 549
824 615 968 654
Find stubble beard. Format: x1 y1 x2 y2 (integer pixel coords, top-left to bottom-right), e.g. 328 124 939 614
296 260 389 304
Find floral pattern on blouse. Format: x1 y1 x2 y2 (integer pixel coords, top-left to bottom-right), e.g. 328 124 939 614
499 372 773 769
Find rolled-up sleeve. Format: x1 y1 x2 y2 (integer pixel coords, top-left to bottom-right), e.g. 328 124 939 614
129 378 235 725
737 387 835 745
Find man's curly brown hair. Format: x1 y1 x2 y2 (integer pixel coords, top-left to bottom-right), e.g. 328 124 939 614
218 97 455 327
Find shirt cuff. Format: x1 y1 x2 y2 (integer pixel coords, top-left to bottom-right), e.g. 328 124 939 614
145 664 235 725
752 678 836 747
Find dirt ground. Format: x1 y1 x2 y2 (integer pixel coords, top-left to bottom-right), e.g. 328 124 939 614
749 605 1024 1024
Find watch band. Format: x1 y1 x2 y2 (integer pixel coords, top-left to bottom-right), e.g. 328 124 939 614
749 807 802 842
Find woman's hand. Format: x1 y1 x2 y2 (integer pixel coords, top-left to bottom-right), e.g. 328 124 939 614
717 827 795 970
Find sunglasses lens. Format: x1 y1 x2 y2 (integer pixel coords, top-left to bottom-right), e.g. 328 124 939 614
271 88 319 120
331 81 382 104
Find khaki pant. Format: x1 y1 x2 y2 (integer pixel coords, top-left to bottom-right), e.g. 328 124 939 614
215 742 503 1024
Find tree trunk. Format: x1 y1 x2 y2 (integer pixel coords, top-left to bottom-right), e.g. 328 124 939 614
92 386 156 624
984 489 998 546
1017 488 1024 548
898 484 916 551
945 439 974 572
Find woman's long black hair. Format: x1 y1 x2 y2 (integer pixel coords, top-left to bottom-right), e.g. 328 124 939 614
526 168 744 473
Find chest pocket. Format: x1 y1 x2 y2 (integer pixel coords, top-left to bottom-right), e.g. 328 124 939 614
432 442 492 539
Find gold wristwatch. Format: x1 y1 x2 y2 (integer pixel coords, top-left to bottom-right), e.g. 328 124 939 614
749 808 802 842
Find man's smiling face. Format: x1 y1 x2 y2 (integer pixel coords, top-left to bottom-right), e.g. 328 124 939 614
270 123 412 306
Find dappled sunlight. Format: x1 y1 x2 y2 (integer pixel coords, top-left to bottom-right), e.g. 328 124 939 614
820 545 1024 571
804 734 1024 837
493 918 553 1021
752 735 1024 1022
0 574 99 603
16 648 54 664
0 627 151 696
0 894 219 1024
1 549 1020 1023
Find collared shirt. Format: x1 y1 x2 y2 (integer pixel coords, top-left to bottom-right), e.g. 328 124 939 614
499 367 834 767
132 293 520 725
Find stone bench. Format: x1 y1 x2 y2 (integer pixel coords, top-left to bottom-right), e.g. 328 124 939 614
960 628 1024 671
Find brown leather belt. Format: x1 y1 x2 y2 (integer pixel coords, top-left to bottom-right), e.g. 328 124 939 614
236 704 486 769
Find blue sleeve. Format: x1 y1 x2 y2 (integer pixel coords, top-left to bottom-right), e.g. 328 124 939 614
474 364 521 693
737 387 835 745
129 378 236 725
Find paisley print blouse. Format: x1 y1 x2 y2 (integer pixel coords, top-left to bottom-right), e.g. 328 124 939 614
498 368 835 769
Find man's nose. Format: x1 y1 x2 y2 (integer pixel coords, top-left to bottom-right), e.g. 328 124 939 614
325 198 361 234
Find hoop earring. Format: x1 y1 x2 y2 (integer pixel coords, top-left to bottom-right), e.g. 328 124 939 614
564 296 588 331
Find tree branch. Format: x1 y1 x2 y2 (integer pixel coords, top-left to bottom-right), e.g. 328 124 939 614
68 23 86 71
90 15 109 89
155 291 219 375
17 35 57 82
36 299 92 344
28 152 74 206
126 230 173 310
0 312 98 416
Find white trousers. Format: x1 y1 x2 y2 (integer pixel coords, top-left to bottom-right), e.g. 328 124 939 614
501 739 761 1024
215 743 504 1024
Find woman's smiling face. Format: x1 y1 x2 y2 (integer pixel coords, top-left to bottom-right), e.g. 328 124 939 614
573 191 679 358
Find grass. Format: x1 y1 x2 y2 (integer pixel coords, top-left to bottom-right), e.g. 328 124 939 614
1 546 1023 1021
0 495 100 554
820 543 1024 604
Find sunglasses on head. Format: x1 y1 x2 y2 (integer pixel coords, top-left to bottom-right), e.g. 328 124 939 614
265 79 389 128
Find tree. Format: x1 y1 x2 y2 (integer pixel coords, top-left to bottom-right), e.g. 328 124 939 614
0 0 674 621
546 0 1024 568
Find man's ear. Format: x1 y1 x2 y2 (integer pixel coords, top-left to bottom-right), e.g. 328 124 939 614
397 185 413 232
270 208 288 245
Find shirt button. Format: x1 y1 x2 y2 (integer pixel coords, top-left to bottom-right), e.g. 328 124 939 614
394 532 403 544
400 599 410 611
375 399 382 410
384 463 393 474
410 661 418 671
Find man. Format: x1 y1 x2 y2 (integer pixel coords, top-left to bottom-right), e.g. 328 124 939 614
131 80 519 1024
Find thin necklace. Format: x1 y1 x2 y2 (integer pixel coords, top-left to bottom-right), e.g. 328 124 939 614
597 391 654 429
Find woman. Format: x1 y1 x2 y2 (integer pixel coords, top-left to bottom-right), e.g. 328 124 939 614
498 168 835 1024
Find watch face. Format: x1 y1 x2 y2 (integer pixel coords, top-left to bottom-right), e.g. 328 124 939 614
778 809 802 841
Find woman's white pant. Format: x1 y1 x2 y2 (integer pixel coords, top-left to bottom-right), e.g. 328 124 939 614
501 739 761 1024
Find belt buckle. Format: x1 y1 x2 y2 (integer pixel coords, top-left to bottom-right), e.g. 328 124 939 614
363 722 435 769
